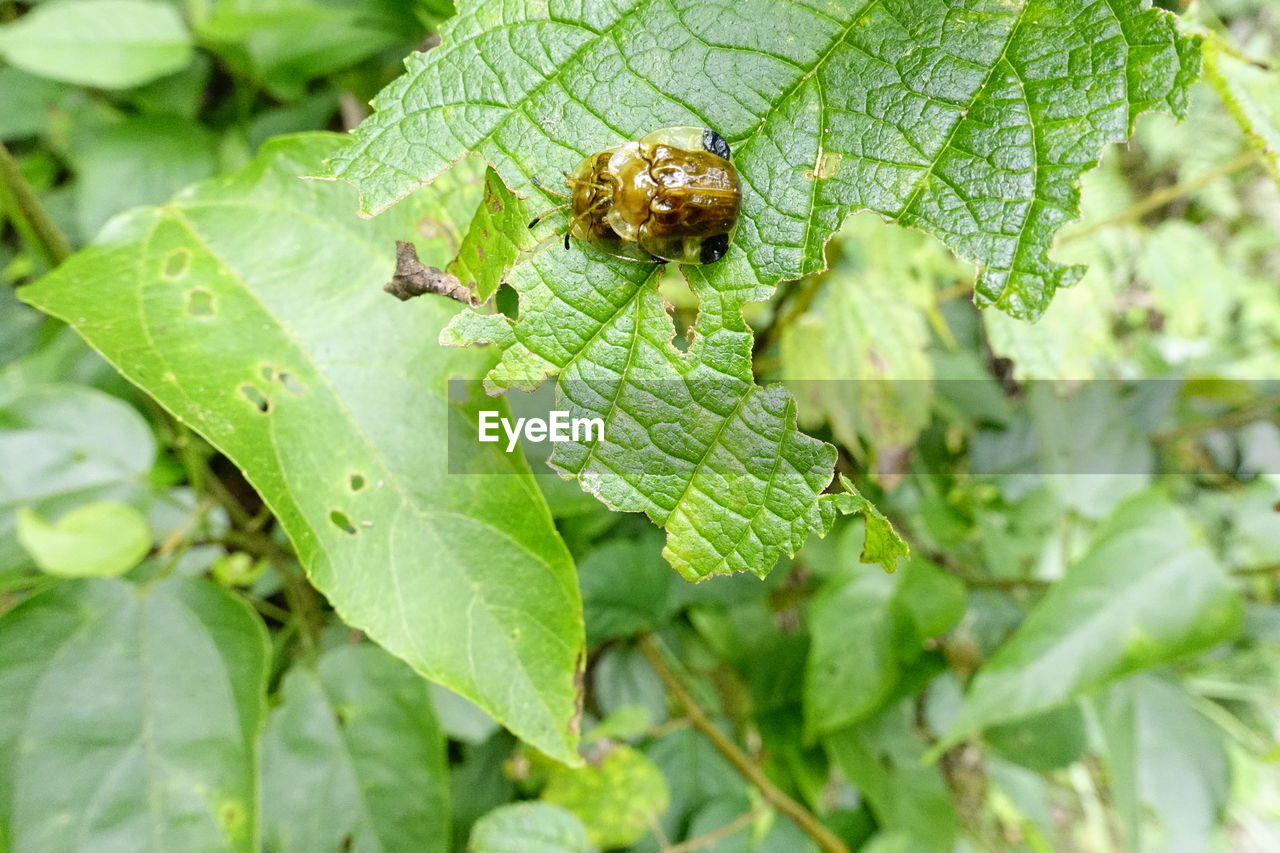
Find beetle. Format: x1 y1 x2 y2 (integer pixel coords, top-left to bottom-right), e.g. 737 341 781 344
527 126 741 265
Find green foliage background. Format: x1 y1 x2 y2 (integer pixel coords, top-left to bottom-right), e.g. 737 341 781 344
1 0 1279 851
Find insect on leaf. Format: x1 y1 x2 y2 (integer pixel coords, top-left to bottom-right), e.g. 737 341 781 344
320 0 1200 579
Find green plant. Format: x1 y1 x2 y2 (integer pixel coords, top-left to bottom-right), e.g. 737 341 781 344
3 0 1279 850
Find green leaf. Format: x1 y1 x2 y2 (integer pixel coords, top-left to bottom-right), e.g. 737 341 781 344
824 700 958 851
0 383 156 572
805 561 901 736
322 0 1198 320
16 501 151 578
579 534 677 646
805 551 961 736
542 743 670 849
983 702 1086 772
825 477 910 574
197 0 432 98
937 492 1243 749
69 115 219 238
468 802 591 853
1098 675 1231 852
444 250 838 581
262 644 451 852
1203 36 1280 186
0 0 194 90
0 577 269 851
20 134 586 764
447 166 528 303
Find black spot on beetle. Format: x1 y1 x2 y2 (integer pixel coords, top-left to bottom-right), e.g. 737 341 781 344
699 233 729 265
702 128 731 160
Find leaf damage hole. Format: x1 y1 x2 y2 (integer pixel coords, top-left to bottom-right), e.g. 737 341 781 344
260 364 306 395
658 270 699 354
349 473 366 492
162 248 191 280
277 372 305 395
329 510 358 536
186 288 216 317
239 384 271 413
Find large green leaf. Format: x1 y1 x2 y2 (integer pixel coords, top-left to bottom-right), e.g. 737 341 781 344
262 644 451 852
20 134 586 763
937 492 1243 748
322 0 1197 578
322 0 1197 320
0 0 194 90
0 577 268 851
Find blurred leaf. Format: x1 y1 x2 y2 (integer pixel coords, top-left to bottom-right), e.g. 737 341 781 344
825 700 958 851
1099 675 1231 852
579 534 676 646
468 802 590 853
1139 221 1238 340
0 0 194 90
805 561 899 736
805 551 962 736
939 493 1243 748
983 257 1118 381
984 702 1087 773
199 0 427 99
0 577 268 850
69 115 219 238
1204 38 1280 185
781 214 945 453
542 743 670 849
0 68 75 141
0 384 156 573
262 644 451 853
21 134 586 763
16 501 150 578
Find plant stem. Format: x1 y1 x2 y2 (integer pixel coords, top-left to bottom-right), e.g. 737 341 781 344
0 141 72 268
665 809 760 853
1152 393 1280 444
1062 150 1258 243
637 635 851 853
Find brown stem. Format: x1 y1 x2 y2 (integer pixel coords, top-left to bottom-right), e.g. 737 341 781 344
0 141 72 268
637 635 850 853
665 809 760 853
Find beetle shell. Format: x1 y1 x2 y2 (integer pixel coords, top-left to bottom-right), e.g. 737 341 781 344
564 126 740 265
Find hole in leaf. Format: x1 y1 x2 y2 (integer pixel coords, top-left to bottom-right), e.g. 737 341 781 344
260 365 274 382
658 269 699 354
239 384 270 413
162 248 191 280
329 510 357 535
349 473 366 492
277 372 305 395
186 288 215 317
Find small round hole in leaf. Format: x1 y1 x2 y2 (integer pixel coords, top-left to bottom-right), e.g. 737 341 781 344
349 473 366 492
186 288 216 317
162 248 191 280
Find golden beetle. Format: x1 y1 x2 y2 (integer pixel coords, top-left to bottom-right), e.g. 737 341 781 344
528 126 741 265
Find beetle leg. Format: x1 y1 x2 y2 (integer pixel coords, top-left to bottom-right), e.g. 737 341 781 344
531 175 572 200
